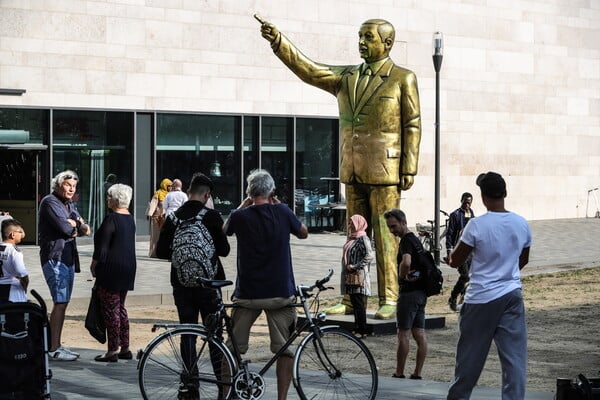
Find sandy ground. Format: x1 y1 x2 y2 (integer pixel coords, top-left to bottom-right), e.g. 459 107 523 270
63 266 600 393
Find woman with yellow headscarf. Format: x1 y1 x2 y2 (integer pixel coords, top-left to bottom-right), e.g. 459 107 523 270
146 178 172 257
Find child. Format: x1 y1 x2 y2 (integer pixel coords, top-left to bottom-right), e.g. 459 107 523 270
341 214 374 338
0 219 29 303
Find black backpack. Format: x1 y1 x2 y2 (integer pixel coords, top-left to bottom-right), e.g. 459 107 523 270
407 234 443 297
170 208 216 287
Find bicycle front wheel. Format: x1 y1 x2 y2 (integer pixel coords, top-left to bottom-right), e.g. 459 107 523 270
138 327 236 400
293 327 378 400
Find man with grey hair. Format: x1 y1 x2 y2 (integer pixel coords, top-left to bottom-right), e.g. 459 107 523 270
164 178 188 215
39 170 91 361
225 169 308 400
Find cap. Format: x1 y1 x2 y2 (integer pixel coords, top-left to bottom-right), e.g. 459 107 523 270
476 171 506 198
191 173 214 191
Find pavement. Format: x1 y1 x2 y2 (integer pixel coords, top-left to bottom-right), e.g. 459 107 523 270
14 217 600 399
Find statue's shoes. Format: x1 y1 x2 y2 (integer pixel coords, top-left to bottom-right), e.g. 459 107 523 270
323 303 354 315
374 304 396 320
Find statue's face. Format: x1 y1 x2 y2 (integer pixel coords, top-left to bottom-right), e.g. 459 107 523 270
358 24 390 63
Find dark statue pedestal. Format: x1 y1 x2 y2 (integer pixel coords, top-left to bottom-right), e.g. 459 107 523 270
298 313 445 336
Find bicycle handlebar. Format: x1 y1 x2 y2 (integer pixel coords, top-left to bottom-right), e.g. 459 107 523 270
298 268 334 295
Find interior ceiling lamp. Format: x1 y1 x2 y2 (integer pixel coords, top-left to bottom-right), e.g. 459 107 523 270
209 131 222 178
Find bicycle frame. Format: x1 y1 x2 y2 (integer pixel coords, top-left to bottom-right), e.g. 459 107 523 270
221 273 340 380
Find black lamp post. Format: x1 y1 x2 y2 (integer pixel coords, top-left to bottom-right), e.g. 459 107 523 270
432 32 443 266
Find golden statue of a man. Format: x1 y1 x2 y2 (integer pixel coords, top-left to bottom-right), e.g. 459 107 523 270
258 16 421 319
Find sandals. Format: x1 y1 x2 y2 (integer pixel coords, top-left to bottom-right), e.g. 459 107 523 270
392 373 405 378
94 353 118 362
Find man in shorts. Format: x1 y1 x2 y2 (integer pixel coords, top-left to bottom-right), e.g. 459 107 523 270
224 169 308 400
384 208 428 380
39 170 90 361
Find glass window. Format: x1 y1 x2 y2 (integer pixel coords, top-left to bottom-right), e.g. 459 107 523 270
261 117 293 207
295 117 339 229
0 108 47 144
52 110 134 232
156 114 241 215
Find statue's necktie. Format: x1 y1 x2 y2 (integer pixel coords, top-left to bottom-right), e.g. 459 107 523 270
356 67 372 101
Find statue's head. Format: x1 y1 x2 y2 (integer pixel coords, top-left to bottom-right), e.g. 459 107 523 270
358 19 395 63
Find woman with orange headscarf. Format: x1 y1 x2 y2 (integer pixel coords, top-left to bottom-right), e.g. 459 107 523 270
341 214 374 338
146 178 172 257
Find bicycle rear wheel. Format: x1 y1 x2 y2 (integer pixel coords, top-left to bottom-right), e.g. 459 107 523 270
293 327 378 400
138 327 235 400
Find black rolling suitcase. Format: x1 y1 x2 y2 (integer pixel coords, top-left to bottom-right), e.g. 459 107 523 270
556 374 600 400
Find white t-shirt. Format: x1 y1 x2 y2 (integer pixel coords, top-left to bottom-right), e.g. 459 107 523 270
460 211 532 304
164 190 188 215
0 243 28 302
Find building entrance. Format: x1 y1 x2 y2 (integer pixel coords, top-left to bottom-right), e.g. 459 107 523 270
0 147 47 244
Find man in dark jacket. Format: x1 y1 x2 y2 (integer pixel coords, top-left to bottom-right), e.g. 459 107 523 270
445 192 475 311
39 170 90 361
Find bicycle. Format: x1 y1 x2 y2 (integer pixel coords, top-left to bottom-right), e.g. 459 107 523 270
137 269 378 400
415 209 449 254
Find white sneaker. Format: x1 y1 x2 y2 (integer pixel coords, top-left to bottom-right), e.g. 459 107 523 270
48 348 77 361
58 346 80 358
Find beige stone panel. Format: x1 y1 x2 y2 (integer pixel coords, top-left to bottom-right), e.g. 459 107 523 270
181 62 219 77
1 37 46 53
450 47 486 71
86 70 126 95
107 58 145 73
577 135 600 156
0 65 44 91
43 68 86 93
237 78 271 102
534 23 558 46
0 50 23 66
145 60 183 75
162 75 202 98
145 20 183 48
23 12 106 42
0 7 25 37
107 17 145 46
578 58 600 79
62 93 107 109
126 73 165 96
145 96 183 111
164 7 204 25
183 24 223 51
202 76 238 100
487 50 534 74
567 97 589 116
21 92 65 107
127 45 165 61
105 94 145 110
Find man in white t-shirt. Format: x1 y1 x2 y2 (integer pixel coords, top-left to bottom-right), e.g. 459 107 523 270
164 179 188 215
0 219 29 303
447 171 532 400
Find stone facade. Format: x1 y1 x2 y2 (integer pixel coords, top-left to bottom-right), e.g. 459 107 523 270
1 0 599 223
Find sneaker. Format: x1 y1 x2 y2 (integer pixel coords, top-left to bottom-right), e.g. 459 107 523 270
48 348 78 361
58 346 80 358
448 297 457 312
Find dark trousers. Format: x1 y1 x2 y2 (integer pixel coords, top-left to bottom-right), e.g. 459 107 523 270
173 286 223 389
349 293 368 334
450 262 471 300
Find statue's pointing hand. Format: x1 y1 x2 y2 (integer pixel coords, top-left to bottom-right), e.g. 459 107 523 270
254 14 279 43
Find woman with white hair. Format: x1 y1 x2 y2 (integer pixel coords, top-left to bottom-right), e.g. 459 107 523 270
90 184 137 362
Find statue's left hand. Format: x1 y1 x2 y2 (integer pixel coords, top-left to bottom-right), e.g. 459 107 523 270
399 175 414 191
